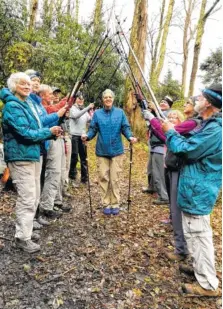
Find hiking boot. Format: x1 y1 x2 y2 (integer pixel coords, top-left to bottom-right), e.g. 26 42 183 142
181 283 221 297
15 239 40 253
111 207 120 215
103 208 112 215
179 264 195 276
33 220 43 230
31 232 40 241
71 181 79 188
37 216 50 226
41 209 63 219
153 198 169 205
54 203 72 213
165 251 188 262
63 191 72 198
142 187 156 194
0 241 4 250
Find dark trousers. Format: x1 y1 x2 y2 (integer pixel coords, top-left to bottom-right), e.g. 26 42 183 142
166 169 188 255
69 135 87 182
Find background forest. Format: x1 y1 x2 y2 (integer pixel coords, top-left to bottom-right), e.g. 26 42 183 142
0 0 222 135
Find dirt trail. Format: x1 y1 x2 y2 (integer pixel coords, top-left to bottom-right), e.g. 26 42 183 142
0 142 221 309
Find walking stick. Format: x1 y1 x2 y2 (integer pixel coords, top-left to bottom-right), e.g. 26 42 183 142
127 143 133 213
84 143 93 218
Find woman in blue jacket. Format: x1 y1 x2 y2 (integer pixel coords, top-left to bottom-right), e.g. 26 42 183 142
82 89 137 215
1 72 62 253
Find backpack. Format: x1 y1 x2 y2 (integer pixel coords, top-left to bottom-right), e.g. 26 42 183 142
165 117 201 171
165 150 184 171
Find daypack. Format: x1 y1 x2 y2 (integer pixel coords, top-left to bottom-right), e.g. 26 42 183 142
165 117 201 171
165 150 184 171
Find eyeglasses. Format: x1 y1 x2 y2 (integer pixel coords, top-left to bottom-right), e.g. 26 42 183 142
168 116 178 120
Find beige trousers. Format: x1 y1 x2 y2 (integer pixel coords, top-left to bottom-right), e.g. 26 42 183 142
182 212 219 290
8 160 41 240
97 155 123 208
40 139 64 210
62 135 72 185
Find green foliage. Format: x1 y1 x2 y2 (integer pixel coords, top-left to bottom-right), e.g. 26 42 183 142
200 47 222 86
5 42 33 73
155 70 183 102
0 0 26 86
0 1 124 104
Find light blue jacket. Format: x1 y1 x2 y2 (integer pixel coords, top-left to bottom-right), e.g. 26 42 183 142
87 107 133 157
165 114 222 215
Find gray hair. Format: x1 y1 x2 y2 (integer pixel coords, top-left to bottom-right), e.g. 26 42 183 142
39 84 52 95
7 72 31 93
102 89 115 99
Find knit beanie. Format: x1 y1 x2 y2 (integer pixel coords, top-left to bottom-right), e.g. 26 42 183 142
202 83 222 109
163 96 174 107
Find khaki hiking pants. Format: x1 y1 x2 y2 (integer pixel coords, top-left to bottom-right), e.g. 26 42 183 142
97 155 123 208
40 138 64 211
8 160 42 241
182 212 219 290
62 135 71 185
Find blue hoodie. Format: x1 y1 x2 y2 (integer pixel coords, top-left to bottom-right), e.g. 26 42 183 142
0 88 53 162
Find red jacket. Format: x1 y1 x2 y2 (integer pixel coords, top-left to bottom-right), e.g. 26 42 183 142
42 97 67 114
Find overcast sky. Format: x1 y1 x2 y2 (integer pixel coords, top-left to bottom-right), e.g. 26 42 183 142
78 0 222 94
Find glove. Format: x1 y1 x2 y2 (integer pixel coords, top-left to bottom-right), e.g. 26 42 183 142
134 93 143 103
143 110 155 121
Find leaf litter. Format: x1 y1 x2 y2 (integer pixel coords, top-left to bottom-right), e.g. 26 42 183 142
0 141 221 309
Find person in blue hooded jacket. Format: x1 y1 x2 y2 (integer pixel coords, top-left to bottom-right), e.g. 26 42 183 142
81 89 137 215
0 72 62 253
162 84 222 297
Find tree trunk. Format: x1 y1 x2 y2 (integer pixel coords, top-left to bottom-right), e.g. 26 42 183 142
67 0 71 15
93 0 103 34
124 0 148 137
75 0 79 23
29 0 38 31
150 0 165 78
150 0 175 91
188 0 206 96
181 0 196 96
188 0 220 95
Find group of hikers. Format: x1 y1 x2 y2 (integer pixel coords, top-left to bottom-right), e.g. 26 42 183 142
0 69 222 297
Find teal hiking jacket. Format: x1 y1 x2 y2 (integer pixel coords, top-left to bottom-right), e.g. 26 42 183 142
0 88 52 162
166 114 222 215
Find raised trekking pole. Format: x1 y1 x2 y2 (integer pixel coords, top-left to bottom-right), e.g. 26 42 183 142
115 16 166 120
84 143 93 218
127 143 133 213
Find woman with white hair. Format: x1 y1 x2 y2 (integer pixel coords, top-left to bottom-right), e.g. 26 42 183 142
82 89 137 215
0 72 62 253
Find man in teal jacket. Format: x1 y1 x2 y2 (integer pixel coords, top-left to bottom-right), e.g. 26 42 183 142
162 84 222 297
82 89 137 215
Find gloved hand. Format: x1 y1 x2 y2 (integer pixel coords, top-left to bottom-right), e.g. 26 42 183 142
143 110 155 121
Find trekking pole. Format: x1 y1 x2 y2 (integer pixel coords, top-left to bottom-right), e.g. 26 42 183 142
127 143 133 213
115 16 166 120
84 143 93 218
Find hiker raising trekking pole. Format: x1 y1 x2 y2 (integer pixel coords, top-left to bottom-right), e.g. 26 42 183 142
81 89 137 216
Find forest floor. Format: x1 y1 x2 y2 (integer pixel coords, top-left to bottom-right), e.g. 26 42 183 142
0 141 222 309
